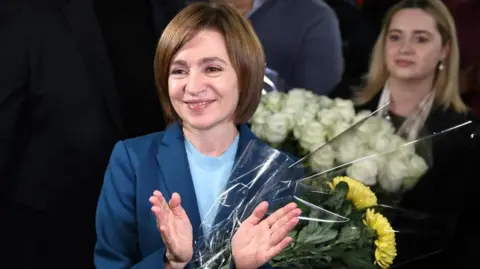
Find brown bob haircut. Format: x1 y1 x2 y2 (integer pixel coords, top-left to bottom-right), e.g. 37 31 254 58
154 2 266 125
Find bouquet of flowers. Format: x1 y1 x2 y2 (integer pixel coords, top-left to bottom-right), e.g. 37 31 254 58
190 137 403 269
249 89 430 196
272 176 395 269
191 85 473 268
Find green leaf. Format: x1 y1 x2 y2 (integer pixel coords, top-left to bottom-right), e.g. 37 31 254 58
303 227 338 245
297 221 336 245
336 223 361 244
324 182 349 211
341 249 377 269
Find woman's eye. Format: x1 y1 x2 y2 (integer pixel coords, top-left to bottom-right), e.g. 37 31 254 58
416 36 429 43
170 69 186 75
205 66 222 73
388 34 400 41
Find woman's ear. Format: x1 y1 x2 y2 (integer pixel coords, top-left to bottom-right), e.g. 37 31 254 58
440 40 451 61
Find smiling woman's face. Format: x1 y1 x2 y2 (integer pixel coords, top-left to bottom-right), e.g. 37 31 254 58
168 29 239 131
385 8 449 81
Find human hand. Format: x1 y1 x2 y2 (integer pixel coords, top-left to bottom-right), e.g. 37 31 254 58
231 202 301 269
149 191 193 269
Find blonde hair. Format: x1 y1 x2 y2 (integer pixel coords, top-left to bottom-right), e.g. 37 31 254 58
357 0 467 113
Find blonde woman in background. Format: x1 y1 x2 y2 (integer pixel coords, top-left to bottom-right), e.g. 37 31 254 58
355 0 479 268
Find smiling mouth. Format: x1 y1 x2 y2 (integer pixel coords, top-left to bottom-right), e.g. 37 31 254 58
184 100 215 111
395 59 414 67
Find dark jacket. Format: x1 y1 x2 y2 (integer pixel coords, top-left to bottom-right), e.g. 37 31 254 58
249 0 343 95
94 122 299 268
0 0 183 209
356 94 480 268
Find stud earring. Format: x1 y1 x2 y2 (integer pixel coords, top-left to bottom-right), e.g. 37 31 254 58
438 62 444 71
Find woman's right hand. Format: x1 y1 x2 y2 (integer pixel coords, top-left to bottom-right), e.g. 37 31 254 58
149 191 193 269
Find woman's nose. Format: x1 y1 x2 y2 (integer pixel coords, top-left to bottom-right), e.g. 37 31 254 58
185 71 206 95
399 40 414 54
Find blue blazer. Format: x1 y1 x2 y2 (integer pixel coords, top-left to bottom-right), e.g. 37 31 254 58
94 122 299 268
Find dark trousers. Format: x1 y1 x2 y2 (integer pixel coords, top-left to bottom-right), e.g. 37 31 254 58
0 192 98 269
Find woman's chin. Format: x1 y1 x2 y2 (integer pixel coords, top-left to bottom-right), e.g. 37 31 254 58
184 118 218 131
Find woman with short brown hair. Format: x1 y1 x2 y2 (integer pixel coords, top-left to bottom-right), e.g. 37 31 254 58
94 2 300 269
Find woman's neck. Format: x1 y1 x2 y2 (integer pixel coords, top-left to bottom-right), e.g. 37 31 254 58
183 122 239 157
387 76 434 116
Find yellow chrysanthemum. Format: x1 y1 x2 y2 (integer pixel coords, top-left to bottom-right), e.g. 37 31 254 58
363 209 397 269
328 176 377 209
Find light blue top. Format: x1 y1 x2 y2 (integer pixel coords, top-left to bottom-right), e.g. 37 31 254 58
185 135 240 235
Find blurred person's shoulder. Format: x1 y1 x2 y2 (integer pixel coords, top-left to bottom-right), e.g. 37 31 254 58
300 0 337 18
275 0 337 21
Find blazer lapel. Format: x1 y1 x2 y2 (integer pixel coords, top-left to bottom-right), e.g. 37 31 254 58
61 0 123 134
156 122 202 239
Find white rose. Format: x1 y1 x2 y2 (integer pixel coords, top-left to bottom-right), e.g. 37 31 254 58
335 134 366 164
333 98 354 109
317 108 340 128
357 116 395 141
288 88 307 98
409 154 429 177
305 100 321 115
353 110 372 123
263 92 285 112
403 154 429 189
368 132 398 154
285 89 307 109
336 106 356 123
391 135 415 158
295 110 316 130
263 113 290 144
303 91 316 101
346 158 378 186
251 105 270 125
377 118 396 134
250 123 265 139
327 121 351 141
298 121 327 151
364 150 387 169
379 154 409 192
309 144 335 172
317 95 334 109
293 125 303 140
332 99 356 122
279 106 297 130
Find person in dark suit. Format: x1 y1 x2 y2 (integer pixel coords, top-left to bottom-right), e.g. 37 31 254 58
94 3 301 268
354 0 480 268
0 0 183 268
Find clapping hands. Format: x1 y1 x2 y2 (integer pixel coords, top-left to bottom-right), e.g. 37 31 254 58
232 202 301 269
149 191 193 269
150 190 301 269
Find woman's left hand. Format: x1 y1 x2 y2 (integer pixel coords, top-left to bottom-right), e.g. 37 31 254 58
231 202 301 269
